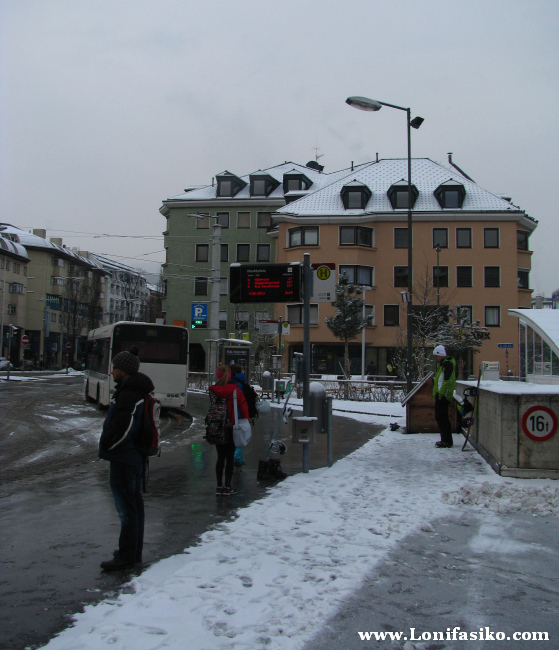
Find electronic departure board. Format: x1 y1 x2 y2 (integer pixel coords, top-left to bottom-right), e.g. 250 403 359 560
230 263 302 303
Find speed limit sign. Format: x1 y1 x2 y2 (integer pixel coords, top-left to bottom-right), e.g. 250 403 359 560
521 406 558 442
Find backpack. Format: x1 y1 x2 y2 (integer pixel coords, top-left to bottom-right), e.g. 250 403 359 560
134 393 161 457
205 390 231 445
239 380 259 420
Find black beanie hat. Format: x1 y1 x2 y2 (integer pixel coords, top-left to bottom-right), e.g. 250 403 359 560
112 345 140 375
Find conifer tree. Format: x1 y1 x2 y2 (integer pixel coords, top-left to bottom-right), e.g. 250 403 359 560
324 273 367 377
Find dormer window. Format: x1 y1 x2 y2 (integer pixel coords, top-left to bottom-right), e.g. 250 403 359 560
434 180 466 209
283 170 312 194
341 181 372 210
216 171 247 198
249 173 280 197
387 180 419 209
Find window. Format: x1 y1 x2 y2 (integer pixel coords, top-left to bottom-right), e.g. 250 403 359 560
257 212 273 228
365 305 375 326
339 226 373 247
237 244 250 262
7 304 16 315
51 312 57 323
216 212 229 228
252 179 267 196
433 228 448 248
340 265 373 286
288 226 318 247
257 244 270 262
221 244 229 262
235 310 249 330
340 182 372 209
250 174 279 197
216 172 247 198
484 266 500 287
384 305 400 326
485 306 500 327
196 216 209 229
434 182 466 209
196 244 209 262
52 257 64 267
220 277 228 295
456 266 473 287
518 268 530 289
46 294 60 309
394 266 409 287
194 277 208 295
237 212 251 228
517 230 529 251
484 228 499 248
457 305 473 324
219 311 227 330
456 228 472 248
286 303 319 325
394 228 409 248
51 277 65 286
9 282 24 294
13 263 20 274
283 171 312 194
387 182 418 209
432 266 449 287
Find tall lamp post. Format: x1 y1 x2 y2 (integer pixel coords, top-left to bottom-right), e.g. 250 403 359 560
346 96 423 393
434 243 441 307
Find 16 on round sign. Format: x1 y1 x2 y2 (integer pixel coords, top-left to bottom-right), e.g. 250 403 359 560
521 406 558 442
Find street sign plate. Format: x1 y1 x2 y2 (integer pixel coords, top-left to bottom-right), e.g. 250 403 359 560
191 303 208 321
21 335 29 345
66 342 72 351
497 343 514 348
311 263 336 302
258 320 279 335
521 405 558 442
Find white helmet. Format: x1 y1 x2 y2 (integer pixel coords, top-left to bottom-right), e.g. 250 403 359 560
433 345 447 356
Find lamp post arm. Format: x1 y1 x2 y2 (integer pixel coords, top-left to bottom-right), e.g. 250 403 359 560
376 100 409 113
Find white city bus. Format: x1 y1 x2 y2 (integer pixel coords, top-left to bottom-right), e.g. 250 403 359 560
84 322 188 410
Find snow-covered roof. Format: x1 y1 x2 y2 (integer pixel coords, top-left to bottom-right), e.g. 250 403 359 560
0 224 104 270
275 158 533 220
91 253 147 277
163 161 366 203
0 234 30 261
508 309 559 357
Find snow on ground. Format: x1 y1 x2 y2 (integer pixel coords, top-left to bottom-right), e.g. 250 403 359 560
42 400 558 650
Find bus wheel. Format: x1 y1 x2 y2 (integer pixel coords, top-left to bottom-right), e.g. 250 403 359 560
85 381 95 403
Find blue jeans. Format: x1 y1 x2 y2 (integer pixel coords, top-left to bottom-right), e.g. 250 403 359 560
109 461 144 563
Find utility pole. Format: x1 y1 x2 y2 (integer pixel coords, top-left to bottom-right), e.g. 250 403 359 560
209 222 221 379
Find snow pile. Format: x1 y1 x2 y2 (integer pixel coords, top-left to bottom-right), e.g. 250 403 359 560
442 481 559 517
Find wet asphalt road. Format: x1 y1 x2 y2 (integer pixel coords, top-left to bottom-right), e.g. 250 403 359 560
0 377 384 650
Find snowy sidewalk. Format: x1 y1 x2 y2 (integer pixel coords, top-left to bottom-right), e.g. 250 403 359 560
42 405 559 650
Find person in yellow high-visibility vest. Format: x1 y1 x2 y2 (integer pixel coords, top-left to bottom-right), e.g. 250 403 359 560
432 345 456 448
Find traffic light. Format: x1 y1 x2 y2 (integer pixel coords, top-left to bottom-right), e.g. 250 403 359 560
9 325 18 335
191 320 207 329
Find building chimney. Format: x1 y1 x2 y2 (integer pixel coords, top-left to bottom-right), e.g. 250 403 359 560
535 295 543 309
33 229 47 239
50 237 63 246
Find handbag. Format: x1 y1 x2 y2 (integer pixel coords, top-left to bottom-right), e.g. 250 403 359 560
232 390 252 447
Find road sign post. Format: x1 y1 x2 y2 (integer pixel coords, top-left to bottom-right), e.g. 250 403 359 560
497 343 514 375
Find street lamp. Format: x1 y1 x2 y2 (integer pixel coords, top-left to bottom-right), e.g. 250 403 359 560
346 96 424 393
434 243 441 307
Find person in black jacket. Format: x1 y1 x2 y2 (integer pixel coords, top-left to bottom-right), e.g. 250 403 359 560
99 346 154 571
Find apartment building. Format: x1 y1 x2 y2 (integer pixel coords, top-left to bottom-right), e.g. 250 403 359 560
271 157 537 376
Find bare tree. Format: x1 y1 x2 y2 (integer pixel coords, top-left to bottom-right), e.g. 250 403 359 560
391 260 457 383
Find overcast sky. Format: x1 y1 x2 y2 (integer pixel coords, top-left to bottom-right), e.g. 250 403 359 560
1 0 558 294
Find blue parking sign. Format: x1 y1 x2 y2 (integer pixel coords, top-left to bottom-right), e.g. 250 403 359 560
191 303 208 321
